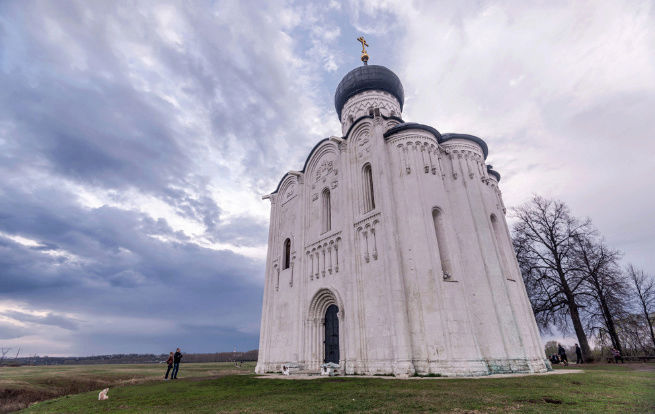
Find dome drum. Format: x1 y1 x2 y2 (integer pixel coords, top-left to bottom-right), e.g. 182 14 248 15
334 65 405 121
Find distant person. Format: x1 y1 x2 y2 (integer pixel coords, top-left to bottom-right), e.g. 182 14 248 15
611 348 624 364
164 352 174 380
575 344 583 364
558 344 568 366
172 348 183 379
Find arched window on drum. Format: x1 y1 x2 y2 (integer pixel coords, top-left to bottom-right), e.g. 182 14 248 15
362 163 375 213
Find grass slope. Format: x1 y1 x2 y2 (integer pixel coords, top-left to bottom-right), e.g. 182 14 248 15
18 364 655 413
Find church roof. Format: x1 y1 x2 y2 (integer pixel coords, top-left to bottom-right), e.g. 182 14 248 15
440 133 489 159
383 122 442 140
486 165 501 181
383 124 489 159
334 65 404 121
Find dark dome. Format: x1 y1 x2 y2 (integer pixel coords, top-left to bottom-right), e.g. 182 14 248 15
334 65 404 121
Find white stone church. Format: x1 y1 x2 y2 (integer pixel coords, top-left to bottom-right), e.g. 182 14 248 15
255 60 550 377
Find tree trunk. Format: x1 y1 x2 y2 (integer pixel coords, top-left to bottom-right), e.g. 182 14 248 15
557 260 592 361
599 299 622 353
567 294 592 361
641 301 655 352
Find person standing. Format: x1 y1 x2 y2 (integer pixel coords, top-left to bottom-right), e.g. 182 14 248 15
172 348 183 379
611 348 624 364
575 344 583 364
164 352 174 379
558 344 569 366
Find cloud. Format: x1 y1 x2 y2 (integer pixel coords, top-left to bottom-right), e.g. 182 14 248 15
1 310 80 331
0 0 343 355
0 0 653 356
390 0 655 273
0 321 30 340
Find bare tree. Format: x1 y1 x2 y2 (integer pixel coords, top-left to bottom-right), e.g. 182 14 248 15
512 195 593 361
626 264 655 351
0 347 11 365
544 340 558 357
575 235 627 353
615 313 652 356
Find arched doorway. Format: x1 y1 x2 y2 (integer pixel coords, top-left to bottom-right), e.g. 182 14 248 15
307 288 343 370
324 304 339 363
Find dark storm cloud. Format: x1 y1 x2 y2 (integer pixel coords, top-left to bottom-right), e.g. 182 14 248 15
0 178 264 353
0 0 330 201
0 181 262 294
0 322 29 340
0 0 313 353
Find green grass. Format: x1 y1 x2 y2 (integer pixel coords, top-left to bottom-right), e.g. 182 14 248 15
0 362 253 413
7 363 655 413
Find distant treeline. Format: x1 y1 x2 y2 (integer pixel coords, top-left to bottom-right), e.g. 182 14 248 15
3 350 258 366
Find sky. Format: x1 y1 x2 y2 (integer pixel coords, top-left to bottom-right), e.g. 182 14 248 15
1 0 654 356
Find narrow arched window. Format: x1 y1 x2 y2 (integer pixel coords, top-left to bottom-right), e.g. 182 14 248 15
362 163 375 212
432 208 453 279
322 188 331 233
490 214 509 275
283 238 291 270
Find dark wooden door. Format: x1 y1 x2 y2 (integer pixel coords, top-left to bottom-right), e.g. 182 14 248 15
324 305 339 363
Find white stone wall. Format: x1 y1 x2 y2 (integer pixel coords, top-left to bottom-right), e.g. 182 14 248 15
255 90 550 377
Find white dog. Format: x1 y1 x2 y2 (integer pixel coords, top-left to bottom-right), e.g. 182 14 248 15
98 388 109 400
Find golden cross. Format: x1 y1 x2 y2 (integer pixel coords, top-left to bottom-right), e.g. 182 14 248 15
357 36 369 64
357 36 369 53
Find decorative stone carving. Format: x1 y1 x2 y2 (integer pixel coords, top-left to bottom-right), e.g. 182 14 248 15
340 90 401 133
355 212 381 264
289 253 296 287
357 136 371 159
306 231 342 280
315 160 334 182
273 263 280 292
286 184 295 199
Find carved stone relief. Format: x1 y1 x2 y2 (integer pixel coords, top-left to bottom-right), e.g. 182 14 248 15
357 136 371 159
305 232 342 280
354 212 381 264
315 160 334 182
341 90 401 129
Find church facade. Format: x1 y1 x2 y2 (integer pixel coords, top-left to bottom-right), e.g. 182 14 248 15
255 63 550 377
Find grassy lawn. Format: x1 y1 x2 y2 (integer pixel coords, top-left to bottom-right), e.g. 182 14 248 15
4 363 654 413
0 362 253 413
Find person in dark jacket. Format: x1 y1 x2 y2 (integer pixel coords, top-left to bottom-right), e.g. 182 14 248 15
575 344 583 364
558 344 568 366
164 352 174 379
172 348 183 379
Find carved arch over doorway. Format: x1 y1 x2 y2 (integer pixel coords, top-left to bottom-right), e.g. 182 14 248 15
307 288 344 370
